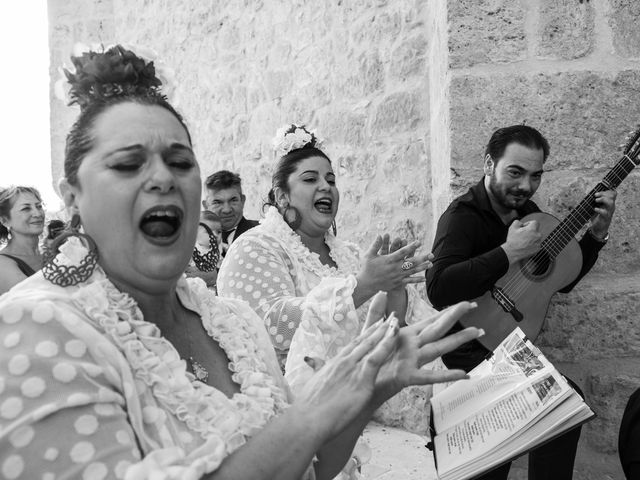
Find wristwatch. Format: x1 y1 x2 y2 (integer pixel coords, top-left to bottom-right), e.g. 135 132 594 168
588 228 609 243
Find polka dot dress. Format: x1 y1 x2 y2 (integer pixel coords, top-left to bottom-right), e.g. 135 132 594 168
218 208 365 371
0 270 306 479
217 207 439 393
0 299 137 480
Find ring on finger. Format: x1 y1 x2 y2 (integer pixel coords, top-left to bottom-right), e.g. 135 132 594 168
401 257 414 271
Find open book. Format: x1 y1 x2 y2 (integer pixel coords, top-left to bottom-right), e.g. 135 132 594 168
429 328 594 480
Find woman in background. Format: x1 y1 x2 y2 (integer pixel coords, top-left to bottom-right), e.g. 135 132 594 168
186 210 223 289
0 185 45 294
217 124 439 391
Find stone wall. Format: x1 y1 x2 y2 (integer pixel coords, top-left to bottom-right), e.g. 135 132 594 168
48 1 639 478
48 0 432 248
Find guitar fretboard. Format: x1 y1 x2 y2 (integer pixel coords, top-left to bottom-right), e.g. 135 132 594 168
542 154 638 258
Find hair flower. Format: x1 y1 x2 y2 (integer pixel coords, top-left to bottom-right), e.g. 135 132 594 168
272 124 323 158
54 42 179 108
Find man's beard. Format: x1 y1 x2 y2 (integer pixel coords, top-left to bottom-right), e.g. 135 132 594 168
488 175 531 210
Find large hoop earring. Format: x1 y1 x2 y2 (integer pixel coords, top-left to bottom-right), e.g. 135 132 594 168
42 214 99 287
283 205 302 231
331 220 337 236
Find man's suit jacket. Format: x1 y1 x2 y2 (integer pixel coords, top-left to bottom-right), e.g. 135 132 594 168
221 216 259 252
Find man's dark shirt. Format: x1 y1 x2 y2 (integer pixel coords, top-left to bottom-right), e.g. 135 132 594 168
426 179 605 370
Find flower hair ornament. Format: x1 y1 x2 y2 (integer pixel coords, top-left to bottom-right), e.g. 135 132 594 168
272 124 323 158
54 43 179 109
42 214 99 287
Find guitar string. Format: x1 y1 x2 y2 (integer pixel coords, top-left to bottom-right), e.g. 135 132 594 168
503 154 635 300
498 152 638 302
504 159 630 299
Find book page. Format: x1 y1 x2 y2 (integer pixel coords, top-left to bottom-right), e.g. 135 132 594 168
434 370 571 475
431 328 557 432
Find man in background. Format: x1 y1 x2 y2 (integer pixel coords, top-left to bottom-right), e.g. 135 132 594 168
203 170 259 256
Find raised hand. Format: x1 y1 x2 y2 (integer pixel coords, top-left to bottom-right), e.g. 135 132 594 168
356 234 433 299
502 219 542 264
372 301 483 404
296 316 401 439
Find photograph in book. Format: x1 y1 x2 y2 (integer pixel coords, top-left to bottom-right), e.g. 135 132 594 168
429 328 595 480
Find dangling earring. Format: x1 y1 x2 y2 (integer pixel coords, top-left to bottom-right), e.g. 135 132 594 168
331 220 337 236
43 214 99 286
6 226 11 241
281 203 302 231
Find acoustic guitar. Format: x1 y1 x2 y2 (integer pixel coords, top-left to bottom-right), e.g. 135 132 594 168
460 129 640 350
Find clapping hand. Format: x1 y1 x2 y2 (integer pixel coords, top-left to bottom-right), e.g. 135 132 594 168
296 310 402 438
358 234 433 296
298 294 483 437
366 296 483 404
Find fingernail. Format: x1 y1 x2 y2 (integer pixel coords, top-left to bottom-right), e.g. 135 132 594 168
478 328 485 337
469 301 478 308
387 317 399 335
304 356 315 368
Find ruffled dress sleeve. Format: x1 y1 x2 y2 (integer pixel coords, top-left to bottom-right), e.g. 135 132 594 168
217 228 362 366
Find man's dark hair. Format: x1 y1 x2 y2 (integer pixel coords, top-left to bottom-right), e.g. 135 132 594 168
485 125 550 163
205 170 242 192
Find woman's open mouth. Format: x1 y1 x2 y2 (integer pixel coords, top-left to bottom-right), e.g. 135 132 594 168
314 198 333 214
139 205 183 244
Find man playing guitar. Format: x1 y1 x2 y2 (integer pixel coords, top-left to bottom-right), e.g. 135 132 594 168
426 124 616 480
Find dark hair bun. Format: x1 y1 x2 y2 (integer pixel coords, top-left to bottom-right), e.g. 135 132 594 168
64 45 164 109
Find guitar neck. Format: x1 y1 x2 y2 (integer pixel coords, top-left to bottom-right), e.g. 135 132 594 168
542 154 637 257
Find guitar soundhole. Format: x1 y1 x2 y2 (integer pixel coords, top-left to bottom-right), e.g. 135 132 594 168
520 250 554 280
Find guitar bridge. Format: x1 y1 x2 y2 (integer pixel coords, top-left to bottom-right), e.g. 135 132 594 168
491 286 523 322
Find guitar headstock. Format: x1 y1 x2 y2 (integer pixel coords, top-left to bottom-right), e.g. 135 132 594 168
623 125 640 165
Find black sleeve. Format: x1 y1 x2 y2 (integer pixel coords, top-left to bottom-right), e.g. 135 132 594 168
426 208 509 309
558 231 605 293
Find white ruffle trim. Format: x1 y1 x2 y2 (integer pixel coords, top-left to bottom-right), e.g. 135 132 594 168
46 240 291 478
260 206 361 276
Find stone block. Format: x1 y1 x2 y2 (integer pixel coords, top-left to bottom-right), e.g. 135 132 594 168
350 10 402 47
278 97 315 128
450 71 640 171
49 0 113 23
448 0 527 68
337 152 377 179
390 33 428 79
264 70 292 100
537 0 594 60
537 274 640 362
373 385 432 435
340 51 385 98
609 0 640 59
586 370 640 453
382 141 428 180
317 109 368 147
372 90 426 136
